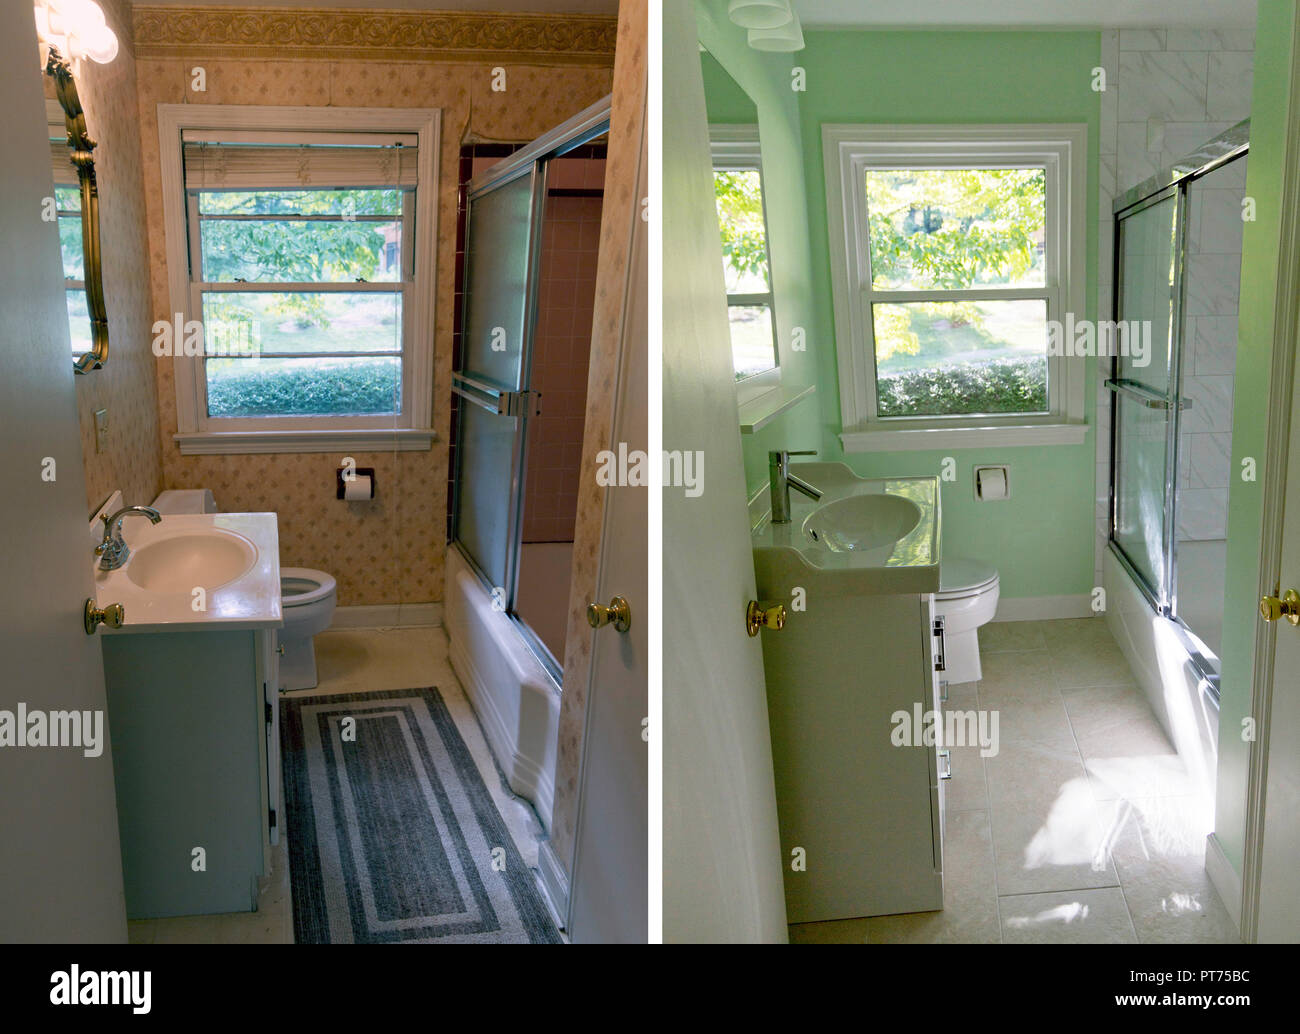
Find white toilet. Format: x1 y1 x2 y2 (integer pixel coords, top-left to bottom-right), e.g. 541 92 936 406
150 488 336 691
934 557 1000 685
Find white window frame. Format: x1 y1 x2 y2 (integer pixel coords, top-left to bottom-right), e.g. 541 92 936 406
710 124 782 408
823 123 1088 451
157 104 440 455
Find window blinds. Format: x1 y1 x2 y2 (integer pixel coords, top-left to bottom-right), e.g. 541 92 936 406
181 130 419 190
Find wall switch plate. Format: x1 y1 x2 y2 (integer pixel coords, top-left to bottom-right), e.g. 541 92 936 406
94 408 109 454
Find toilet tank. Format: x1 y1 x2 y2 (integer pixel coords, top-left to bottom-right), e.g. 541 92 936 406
151 488 218 514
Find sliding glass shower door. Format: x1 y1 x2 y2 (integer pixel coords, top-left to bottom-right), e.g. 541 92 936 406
450 97 611 678
452 170 541 594
1109 121 1248 688
1110 190 1180 607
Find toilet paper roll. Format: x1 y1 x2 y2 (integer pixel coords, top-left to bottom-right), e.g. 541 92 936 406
343 474 373 501
978 468 1007 501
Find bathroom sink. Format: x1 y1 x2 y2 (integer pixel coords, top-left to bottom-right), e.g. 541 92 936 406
803 494 922 553
126 530 257 593
89 504 282 634
752 464 941 596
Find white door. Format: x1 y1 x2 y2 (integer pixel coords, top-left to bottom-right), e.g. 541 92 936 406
1255 324 1300 943
661 0 788 943
566 60 649 945
0 4 127 942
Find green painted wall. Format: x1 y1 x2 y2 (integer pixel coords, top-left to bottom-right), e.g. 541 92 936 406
695 1 824 501
797 31 1101 600
1215 0 1297 875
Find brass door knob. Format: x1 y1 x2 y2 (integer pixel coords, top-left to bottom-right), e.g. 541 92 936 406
587 595 631 633
1260 588 1300 626
84 598 124 635
747 600 786 637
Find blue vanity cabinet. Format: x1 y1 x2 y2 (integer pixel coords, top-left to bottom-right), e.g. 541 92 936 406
100 628 279 919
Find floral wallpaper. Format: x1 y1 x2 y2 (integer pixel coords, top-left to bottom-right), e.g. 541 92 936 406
129 11 614 607
550 0 645 878
66 0 164 516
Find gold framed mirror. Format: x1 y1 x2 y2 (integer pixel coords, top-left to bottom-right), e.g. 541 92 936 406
46 48 109 374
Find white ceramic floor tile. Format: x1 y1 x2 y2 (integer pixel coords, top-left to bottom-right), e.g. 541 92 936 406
790 811 1000 944
989 785 1122 896
999 887 1138 944
1104 797 1238 944
979 622 1047 654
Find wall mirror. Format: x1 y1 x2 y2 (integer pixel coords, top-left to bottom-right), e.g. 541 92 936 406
700 48 779 387
36 1 117 374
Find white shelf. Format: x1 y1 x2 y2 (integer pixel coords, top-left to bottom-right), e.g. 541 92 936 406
738 383 816 434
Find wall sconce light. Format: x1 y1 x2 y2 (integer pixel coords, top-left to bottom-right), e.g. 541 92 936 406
727 0 793 30
748 16 805 52
34 0 119 73
34 0 118 374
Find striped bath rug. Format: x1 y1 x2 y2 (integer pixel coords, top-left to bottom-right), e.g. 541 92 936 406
280 687 560 944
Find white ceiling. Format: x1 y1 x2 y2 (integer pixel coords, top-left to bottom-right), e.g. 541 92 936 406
133 0 619 13
796 0 1257 30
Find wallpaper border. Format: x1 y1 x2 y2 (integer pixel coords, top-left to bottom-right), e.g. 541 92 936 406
131 5 618 66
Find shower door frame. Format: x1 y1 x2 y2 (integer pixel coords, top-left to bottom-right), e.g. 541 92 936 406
1107 120 1249 696
450 96 612 682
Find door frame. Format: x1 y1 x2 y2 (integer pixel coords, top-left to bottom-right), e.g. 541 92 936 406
1238 5 1300 945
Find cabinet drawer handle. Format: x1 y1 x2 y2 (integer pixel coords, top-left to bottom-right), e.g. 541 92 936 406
938 749 952 780
939 679 949 704
932 616 946 672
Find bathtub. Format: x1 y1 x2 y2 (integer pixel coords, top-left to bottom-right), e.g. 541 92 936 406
1103 548 1220 805
444 545 560 831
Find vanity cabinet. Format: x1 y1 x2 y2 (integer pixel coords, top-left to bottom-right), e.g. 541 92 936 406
759 590 946 923
101 628 280 919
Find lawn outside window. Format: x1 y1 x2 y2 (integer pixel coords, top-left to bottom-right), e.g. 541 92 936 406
157 105 440 455
823 124 1088 451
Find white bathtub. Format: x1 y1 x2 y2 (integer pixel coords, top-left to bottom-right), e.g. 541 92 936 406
444 545 560 831
1103 548 1220 805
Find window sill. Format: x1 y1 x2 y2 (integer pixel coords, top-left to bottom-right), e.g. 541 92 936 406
840 421 1087 452
739 383 816 434
174 428 437 455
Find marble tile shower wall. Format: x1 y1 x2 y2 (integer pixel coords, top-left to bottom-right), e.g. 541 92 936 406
1095 27 1254 583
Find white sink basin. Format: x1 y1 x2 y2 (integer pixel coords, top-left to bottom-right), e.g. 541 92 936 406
126 530 257 593
90 506 282 633
752 464 941 596
803 494 922 553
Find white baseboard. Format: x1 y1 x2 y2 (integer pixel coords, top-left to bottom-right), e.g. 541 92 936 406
537 839 570 931
1205 832 1244 937
330 602 442 629
993 594 1094 622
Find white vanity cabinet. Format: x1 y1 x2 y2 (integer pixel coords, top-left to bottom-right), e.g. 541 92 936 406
100 627 280 919
758 590 947 923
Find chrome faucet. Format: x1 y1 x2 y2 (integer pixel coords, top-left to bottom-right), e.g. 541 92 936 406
769 450 822 523
95 506 162 571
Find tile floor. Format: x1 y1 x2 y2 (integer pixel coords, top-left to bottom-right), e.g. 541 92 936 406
127 626 556 944
789 616 1240 945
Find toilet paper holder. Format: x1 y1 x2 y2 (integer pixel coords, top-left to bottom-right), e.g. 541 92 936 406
974 465 1010 501
337 466 377 500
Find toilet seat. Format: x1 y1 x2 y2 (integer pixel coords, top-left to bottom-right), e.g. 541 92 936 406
281 567 336 608
936 557 998 600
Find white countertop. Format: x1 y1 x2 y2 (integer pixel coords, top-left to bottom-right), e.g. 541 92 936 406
752 464 942 596
93 512 283 635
